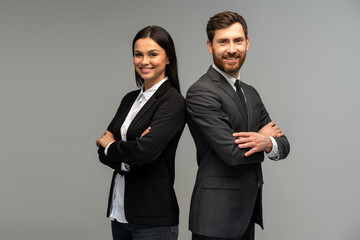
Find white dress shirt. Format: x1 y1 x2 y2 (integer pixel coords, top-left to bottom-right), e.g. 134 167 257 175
212 64 279 159
105 77 169 223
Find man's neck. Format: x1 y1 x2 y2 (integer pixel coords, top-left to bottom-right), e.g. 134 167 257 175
228 72 239 79
212 64 240 80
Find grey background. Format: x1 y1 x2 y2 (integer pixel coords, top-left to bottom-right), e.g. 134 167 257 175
1 0 359 239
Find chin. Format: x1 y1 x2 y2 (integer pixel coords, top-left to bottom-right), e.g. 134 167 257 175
224 65 241 74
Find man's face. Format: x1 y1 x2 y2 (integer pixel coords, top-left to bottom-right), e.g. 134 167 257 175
207 22 249 78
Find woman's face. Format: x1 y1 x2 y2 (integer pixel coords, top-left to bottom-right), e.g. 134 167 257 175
133 37 169 88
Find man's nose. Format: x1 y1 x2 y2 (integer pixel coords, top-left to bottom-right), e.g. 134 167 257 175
227 43 236 54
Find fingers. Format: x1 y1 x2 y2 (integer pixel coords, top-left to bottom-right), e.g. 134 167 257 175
233 132 253 138
237 140 256 149
96 130 115 147
244 148 257 157
104 130 114 137
266 121 276 127
269 122 285 137
237 141 258 157
236 135 255 149
234 136 250 144
140 126 151 139
276 131 284 137
235 132 270 156
273 128 283 137
96 136 104 147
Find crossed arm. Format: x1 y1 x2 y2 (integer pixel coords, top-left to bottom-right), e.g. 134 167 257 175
96 93 185 167
97 121 283 159
235 121 283 157
186 83 290 165
96 127 151 149
96 127 151 169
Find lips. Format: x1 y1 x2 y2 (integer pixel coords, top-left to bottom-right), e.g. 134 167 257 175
139 67 153 73
223 56 239 64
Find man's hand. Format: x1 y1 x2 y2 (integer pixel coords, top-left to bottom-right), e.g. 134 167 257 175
233 132 272 157
258 121 283 137
96 130 115 148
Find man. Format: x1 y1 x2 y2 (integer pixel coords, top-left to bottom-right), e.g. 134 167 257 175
186 11 290 240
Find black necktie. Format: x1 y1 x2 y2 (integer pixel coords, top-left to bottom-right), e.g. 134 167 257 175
234 80 248 120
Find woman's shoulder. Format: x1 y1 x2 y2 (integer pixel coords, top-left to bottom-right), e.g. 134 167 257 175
122 89 140 101
164 85 185 103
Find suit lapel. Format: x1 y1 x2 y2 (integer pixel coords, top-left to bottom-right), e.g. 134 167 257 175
241 83 252 131
207 67 248 128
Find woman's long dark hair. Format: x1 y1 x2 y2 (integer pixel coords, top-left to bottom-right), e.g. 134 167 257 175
132 26 180 93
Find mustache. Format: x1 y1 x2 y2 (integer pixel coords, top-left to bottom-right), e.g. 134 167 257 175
222 53 241 58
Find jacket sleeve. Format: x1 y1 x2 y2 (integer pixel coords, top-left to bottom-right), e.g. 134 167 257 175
255 87 290 161
98 146 121 170
97 93 131 170
106 94 185 167
186 84 254 166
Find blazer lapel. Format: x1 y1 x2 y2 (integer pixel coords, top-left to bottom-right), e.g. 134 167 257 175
112 91 139 140
127 80 172 135
207 67 248 127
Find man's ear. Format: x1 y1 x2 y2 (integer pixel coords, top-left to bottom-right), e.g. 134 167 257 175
246 37 250 51
207 40 213 55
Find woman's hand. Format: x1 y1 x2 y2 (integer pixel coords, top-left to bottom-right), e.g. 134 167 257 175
140 127 151 139
96 130 115 148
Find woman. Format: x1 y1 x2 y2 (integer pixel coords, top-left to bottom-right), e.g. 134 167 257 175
96 26 185 240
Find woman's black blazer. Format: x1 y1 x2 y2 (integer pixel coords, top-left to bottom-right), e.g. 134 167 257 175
98 80 186 227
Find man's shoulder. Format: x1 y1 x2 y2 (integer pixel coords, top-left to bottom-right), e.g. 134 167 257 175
187 77 214 99
187 69 217 93
192 72 212 86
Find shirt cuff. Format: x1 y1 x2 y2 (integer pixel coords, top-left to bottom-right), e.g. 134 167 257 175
104 141 114 156
121 163 130 172
266 136 280 160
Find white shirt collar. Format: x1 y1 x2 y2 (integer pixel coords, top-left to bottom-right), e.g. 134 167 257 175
138 77 168 102
212 64 240 88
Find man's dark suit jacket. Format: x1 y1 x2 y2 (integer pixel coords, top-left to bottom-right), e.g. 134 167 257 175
186 66 290 238
98 80 186 227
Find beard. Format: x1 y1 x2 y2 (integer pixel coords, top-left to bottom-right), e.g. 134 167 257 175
212 50 247 75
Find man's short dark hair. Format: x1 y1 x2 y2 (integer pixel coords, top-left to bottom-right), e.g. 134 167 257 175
206 11 248 43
